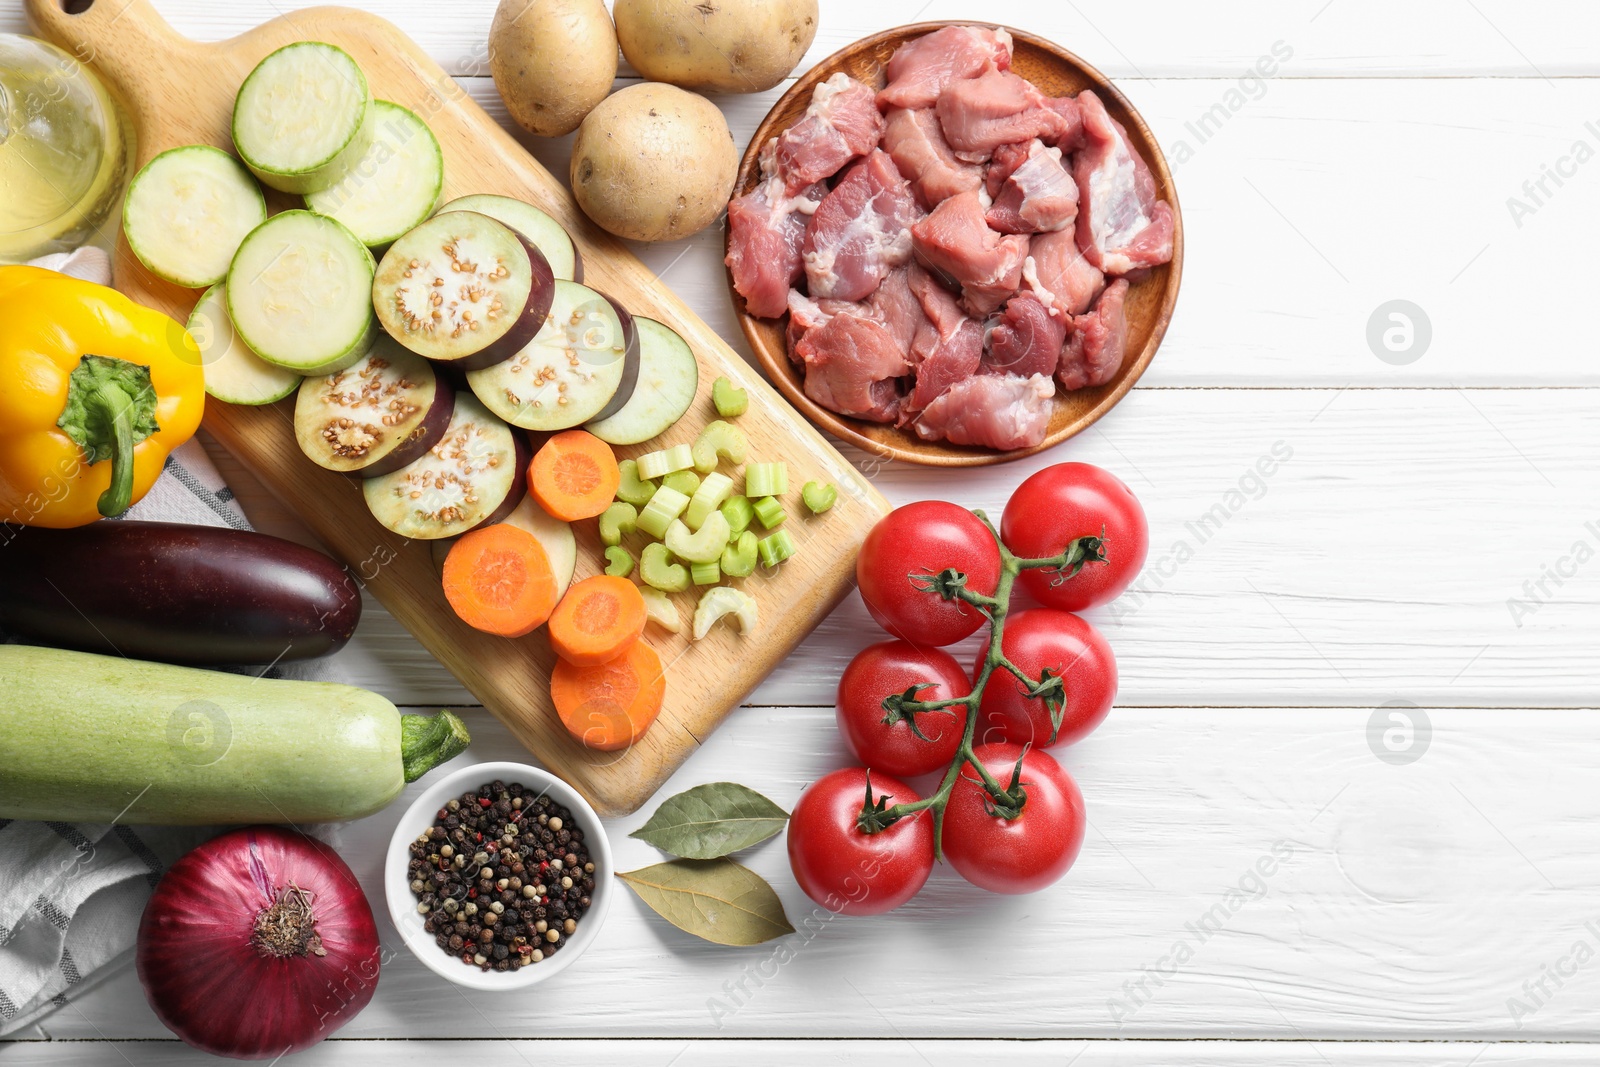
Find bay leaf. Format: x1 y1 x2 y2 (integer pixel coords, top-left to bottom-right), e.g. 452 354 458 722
619 859 794 946
629 781 789 859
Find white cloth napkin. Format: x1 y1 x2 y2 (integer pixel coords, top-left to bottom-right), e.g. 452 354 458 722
0 251 322 1036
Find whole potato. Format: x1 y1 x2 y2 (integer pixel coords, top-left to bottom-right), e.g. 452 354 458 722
570 82 737 243
490 0 618 137
614 0 819 94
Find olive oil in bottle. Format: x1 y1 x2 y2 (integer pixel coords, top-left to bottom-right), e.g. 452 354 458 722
0 35 130 262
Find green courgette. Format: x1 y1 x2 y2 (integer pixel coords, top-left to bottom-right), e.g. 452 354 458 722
0 646 468 825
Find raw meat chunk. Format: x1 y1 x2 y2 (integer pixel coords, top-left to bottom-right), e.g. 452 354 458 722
936 72 1076 159
1073 91 1175 274
877 25 1013 110
985 139 1077 233
902 267 982 413
1044 95 1084 151
984 291 1066 379
911 189 1028 317
1058 278 1130 391
726 140 827 319
776 73 885 192
881 107 985 209
911 373 1055 450
794 313 908 423
863 266 929 356
802 150 921 302
1025 229 1104 317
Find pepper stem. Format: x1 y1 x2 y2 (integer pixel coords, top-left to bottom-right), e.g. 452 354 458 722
399 710 471 783
92 381 138 517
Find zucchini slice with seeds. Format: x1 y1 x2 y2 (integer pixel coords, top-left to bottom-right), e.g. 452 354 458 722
124 146 266 289
232 41 375 195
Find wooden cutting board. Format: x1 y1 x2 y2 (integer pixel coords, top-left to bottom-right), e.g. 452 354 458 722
26 0 889 816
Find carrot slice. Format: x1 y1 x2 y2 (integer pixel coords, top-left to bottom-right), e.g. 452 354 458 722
441 523 557 638
530 430 620 521
552 641 666 750
547 574 647 665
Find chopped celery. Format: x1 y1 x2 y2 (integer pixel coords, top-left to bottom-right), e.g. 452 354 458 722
752 495 786 530
640 586 682 632
690 559 722 586
661 469 701 497
744 462 787 498
721 530 757 577
720 494 754 536
616 459 656 507
685 471 734 529
712 376 748 418
637 485 690 539
604 545 635 577
637 443 694 481
801 481 837 514
599 502 637 546
665 512 731 564
640 542 689 592
758 529 795 568
692 586 759 640
691 420 748 473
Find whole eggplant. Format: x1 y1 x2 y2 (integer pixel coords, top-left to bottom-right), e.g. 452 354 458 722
0 521 361 665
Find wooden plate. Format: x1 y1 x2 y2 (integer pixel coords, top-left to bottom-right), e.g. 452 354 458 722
728 22 1184 467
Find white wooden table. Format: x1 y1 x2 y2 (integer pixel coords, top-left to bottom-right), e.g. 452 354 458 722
6 1 1600 1062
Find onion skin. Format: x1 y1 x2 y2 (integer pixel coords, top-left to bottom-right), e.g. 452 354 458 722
137 826 381 1060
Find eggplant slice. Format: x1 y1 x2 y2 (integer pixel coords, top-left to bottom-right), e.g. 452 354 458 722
294 340 455 476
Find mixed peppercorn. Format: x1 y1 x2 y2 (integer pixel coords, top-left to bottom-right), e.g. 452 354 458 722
407 779 596 972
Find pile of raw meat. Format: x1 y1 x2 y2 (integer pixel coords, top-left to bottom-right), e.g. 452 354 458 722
726 25 1175 451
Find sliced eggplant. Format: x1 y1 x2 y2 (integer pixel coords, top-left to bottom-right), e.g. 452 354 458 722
428 495 577 601
373 211 555 370
294 339 455 475
586 290 643 424
362 394 529 539
465 280 629 431
586 317 700 446
435 194 580 282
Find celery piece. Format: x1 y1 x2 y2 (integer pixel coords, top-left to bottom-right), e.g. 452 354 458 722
758 529 795 568
604 545 635 578
664 512 731 564
684 471 734 529
640 542 689 592
692 586 759 640
712 376 748 418
637 443 694 481
640 586 682 632
599 502 637 547
721 530 758 577
691 420 749 473
720 494 754 537
751 495 786 530
690 559 722 586
616 459 656 507
637 485 691 539
801 481 837 515
661 469 701 497
743 461 787 498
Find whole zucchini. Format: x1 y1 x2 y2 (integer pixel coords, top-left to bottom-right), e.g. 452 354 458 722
0 646 469 824
0 521 361 665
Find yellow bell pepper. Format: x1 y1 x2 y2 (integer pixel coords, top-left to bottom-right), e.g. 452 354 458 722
0 266 204 527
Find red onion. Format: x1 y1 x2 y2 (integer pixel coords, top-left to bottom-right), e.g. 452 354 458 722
136 826 382 1060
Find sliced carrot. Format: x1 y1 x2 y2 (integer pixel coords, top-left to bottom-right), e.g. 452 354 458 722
547 574 647 665
441 523 557 638
552 641 666 751
530 430 620 521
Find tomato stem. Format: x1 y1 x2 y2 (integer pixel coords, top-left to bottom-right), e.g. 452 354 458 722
862 511 1106 855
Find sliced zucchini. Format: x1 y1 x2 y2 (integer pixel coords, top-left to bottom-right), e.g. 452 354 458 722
362 394 528 540
373 211 555 370
226 210 377 374
428 494 577 601
436 194 580 282
232 42 375 195
294 340 454 475
305 101 444 248
186 283 301 406
466 280 628 430
586 317 699 446
123 146 266 288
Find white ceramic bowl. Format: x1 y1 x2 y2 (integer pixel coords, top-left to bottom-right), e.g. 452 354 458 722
385 761 613 990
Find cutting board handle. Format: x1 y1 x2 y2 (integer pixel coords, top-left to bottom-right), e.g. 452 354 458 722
25 0 183 76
